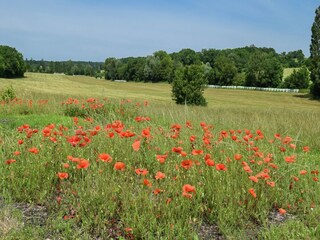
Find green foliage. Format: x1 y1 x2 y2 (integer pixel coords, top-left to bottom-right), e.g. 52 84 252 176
211 55 238 85
1 85 17 102
282 67 310 89
245 52 283 88
310 6 320 98
0 45 26 78
171 64 208 106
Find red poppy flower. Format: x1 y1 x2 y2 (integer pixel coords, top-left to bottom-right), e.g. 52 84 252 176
76 159 90 169
266 181 275 187
205 159 215 166
135 168 149 176
249 176 258 183
155 171 165 180
98 153 112 162
57 172 69 179
248 188 257 198
303 146 310 152
143 178 152 187
216 163 227 171
278 208 286 215
181 160 193 170
182 184 196 193
28 147 39 154
5 159 16 165
114 162 126 171
299 170 307 175
132 140 140 151
234 154 242 161
191 149 203 155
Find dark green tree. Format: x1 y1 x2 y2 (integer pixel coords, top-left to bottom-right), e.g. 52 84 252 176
212 55 238 85
0 45 26 78
245 52 283 88
172 64 208 106
310 6 320 98
104 57 118 80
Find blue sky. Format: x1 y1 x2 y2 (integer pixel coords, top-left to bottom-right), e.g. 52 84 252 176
0 0 319 61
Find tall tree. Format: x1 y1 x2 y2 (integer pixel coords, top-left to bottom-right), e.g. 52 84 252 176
310 6 320 98
171 64 208 106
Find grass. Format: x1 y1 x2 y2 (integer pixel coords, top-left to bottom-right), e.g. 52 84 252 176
0 72 320 239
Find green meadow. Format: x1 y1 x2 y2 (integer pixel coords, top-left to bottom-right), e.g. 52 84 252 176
0 73 320 239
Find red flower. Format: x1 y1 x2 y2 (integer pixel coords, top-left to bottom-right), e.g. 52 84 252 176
182 184 196 198
205 159 215 167
181 160 193 170
155 171 166 180
143 178 152 187
303 146 310 152
299 170 307 175
234 154 242 161
98 153 112 162
132 140 140 151
135 168 149 176
248 188 257 198
249 176 258 183
57 172 69 179
114 162 126 171
266 181 275 187
191 149 203 155
278 208 286 215
76 159 90 169
5 159 16 165
28 147 39 154
216 163 227 171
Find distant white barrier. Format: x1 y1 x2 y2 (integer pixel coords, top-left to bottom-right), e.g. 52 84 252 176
207 85 299 93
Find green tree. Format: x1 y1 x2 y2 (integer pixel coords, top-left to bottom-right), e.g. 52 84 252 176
212 55 238 85
245 52 283 88
0 45 26 78
310 6 320 98
282 67 310 89
104 57 118 80
144 51 173 82
171 64 208 106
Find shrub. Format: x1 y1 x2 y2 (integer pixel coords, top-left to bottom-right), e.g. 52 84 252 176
1 85 16 102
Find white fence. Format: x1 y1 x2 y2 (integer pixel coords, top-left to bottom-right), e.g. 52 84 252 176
207 85 299 93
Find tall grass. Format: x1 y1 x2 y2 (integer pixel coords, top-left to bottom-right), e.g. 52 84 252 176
0 73 320 239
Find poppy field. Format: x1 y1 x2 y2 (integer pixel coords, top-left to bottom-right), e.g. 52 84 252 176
1 74 320 239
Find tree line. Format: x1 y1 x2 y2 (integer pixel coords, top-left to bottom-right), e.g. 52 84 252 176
25 59 103 77
103 46 309 89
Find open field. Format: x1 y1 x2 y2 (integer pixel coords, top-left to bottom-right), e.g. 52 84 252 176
0 73 320 239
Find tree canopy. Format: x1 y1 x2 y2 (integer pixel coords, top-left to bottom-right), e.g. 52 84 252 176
0 45 26 78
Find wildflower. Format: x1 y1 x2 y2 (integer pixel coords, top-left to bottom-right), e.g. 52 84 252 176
98 153 112 162
5 159 16 165
114 162 125 171
132 140 140 151
266 181 275 187
135 168 148 176
153 188 163 195
205 159 215 167
18 139 24 145
63 163 70 169
28 147 39 154
248 188 257 198
156 154 167 164
299 170 307 175
284 155 296 163
216 163 227 171
13 151 21 156
181 160 193 170
182 184 196 198
278 208 286 215
249 176 259 183
57 172 69 180
76 159 90 169
303 146 310 152
191 149 203 155
234 154 242 161
143 178 152 187
155 171 166 180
